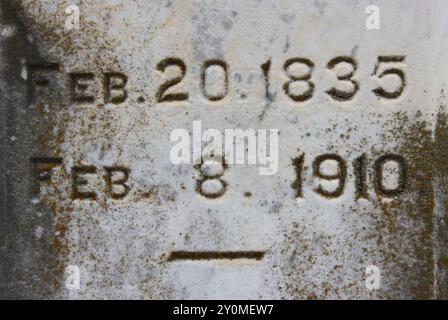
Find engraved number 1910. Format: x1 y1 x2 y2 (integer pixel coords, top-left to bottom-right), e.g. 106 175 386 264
292 153 407 199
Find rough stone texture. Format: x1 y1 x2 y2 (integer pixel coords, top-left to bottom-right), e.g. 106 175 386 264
1 0 448 299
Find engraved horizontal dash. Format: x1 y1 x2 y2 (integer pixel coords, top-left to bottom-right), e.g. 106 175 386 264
167 251 266 261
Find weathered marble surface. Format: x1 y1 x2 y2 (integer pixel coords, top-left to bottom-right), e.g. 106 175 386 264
1 0 448 299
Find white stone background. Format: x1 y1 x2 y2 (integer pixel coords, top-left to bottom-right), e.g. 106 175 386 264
6 0 448 299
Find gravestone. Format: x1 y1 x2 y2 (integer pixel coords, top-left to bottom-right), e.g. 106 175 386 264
1 0 448 299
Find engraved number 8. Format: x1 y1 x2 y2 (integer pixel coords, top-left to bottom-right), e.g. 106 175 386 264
283 58 315 102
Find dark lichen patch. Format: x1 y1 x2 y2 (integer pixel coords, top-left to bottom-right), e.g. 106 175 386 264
369 112 435 299
433 107 448 299
0 1 70 298
269 109 445 299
